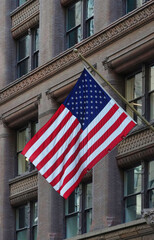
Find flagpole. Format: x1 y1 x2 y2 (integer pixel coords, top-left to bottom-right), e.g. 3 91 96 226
73 49 154 132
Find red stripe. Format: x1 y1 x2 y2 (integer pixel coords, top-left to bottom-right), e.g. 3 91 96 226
36 114 78 170
58 112 128 192
22 104 65 155
29 110 72 163
50 104 119 187
43 127 83 180
62 120 135 198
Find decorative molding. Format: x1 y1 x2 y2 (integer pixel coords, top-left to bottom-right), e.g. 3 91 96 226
117 128 154 168
143 209 154 227
11 0 39 38
0 2 153 103
9 171 38 206
1 94 40 128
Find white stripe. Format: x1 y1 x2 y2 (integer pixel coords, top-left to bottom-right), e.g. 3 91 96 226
40 123 81 175
33 114 76 166
60 116 132 196
25 107 69 159
53 102 122 191
45 100 115 184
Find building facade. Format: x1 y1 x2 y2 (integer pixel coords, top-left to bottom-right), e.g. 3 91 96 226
0 0 154 239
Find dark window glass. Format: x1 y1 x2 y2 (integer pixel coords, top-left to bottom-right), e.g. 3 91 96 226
126 0 143 13
149 65 154 120
124 161 154 223
66 0 94 48
124 166 142 222
16 205 28 240
18 0 27 7
65 187 80 238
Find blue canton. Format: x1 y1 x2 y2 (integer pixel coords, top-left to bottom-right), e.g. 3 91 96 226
63 68 111 130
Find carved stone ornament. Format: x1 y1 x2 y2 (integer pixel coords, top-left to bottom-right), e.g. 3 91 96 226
9 171 38 206
11 0 39 38
0 2 153 104
117 128 154 168
142 209 154 227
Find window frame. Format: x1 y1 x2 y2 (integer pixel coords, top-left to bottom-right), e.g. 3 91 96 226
16 121 38 176
66 0 94 48
16 200 38 240
17 26 39 78
124 160 154 223
126 0 150 13
125 63 154 123
64 181 92 238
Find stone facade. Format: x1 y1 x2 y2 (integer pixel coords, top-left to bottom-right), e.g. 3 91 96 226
0 0 153 240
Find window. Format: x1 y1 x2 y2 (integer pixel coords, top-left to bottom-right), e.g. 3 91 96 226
17 0 27 7
17 122 38 175
66 0 94 48
125 64 154 124
16 201 38 240
16 204 28 240
124 160 154 222
65 182 92 238
17 27 39 78
126 0 150 13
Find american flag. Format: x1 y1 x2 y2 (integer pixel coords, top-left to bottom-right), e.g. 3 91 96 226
22 68 136 198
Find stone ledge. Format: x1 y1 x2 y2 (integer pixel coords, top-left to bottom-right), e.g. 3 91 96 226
9 171 38 206
66 219 154 240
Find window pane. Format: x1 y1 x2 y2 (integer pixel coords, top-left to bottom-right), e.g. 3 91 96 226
85 183 92 209
126 0 136 12
68 27 81 48
16 205 28 230
124 165 142 195
65 187 80 214
67 2 81 31
148 161 154 188
34 28 39 52
18 35 29 61
150 65 154 91
17 229 28 240
87 18 94 37
150 93 154 120
18 58 29 77
18 153 28 175
136 0 143 8
32 202 38 226
149 65 154 120
86 209 92 232
17 129 27 152
18 0 27 6
149 190 154 208
134 72 142 99
33 52 39 69
66 214 79 238
86 0 94 19
32 226 37 240
125 77 134 101
125 194 141 222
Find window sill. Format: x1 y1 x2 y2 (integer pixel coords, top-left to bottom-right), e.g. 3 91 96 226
65 219 150 240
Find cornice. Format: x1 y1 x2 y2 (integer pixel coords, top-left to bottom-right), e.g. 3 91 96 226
9 171 38 206
11 0 39 38
117 128 154 168
0 1 153 104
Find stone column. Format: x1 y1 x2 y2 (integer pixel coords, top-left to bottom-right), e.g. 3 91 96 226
0 0 15 88
0 123 16 239
37 93 64 240
39 0 65 65
94 0 123 32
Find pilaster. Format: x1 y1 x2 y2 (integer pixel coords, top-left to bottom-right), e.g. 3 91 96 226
37 94 63 240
